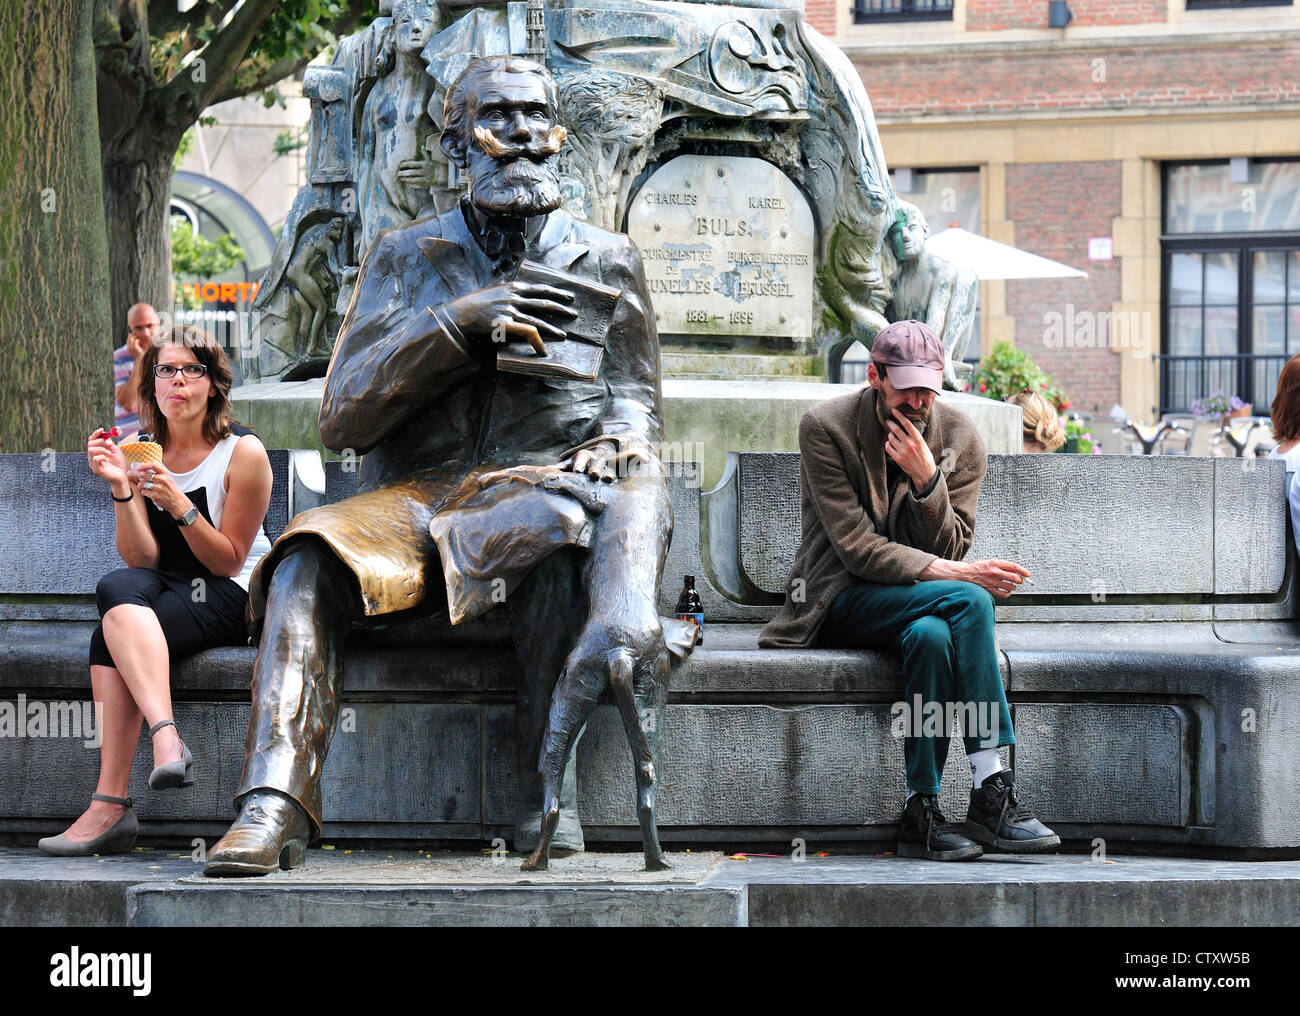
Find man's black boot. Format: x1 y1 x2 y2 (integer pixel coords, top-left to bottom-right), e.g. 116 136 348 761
965 768 1061 852
898 794 983 861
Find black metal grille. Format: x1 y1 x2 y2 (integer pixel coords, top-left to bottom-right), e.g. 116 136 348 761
1185 1 1292 11
854 0 956 23
1155 353 1289 415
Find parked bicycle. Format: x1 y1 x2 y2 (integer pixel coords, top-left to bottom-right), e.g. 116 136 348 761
1112 416 1189 455
1210 417 1273 458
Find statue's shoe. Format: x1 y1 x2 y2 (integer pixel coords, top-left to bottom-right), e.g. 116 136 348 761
203 790 311 878
514 806 585 855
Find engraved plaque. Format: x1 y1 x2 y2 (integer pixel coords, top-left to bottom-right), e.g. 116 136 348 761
628 155 814 339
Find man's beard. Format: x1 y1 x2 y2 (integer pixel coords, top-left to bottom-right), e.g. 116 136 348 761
877 395 931 436
467 142 564 219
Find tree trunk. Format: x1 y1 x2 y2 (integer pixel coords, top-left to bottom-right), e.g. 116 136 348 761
102 133 178 339
0 0 113 452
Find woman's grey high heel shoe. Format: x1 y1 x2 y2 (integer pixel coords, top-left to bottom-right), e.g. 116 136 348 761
38 794 138 856
148 718 194 790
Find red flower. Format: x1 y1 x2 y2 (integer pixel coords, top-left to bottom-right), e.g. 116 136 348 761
1060 401 1071 410
979 383 987 392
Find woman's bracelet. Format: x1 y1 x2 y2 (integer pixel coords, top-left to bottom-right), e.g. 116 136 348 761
111 490 134 503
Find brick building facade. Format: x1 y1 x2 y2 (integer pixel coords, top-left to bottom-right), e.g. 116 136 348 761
806 1 1300 420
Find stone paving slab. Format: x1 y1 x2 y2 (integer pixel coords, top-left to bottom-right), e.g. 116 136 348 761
712 854 1300 927
709 852 1300 886
133 849 737 927
7 846 1300 927
173 847 724 886
0 847 200 926
129 883 745 928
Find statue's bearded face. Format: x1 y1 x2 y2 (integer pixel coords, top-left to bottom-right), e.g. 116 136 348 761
464 71 565 219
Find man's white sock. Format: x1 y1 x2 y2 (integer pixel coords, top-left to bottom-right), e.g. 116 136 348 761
969 749 1003 789
905 790 918 806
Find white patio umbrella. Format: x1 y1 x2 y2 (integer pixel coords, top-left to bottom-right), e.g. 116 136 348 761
925 227 1088 281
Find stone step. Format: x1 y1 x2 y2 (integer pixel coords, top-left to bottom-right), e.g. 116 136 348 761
663 372 831 383
659 351 823 378
6 846 1300 927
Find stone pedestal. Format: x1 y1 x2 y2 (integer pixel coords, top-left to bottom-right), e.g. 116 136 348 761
231 380 1024 490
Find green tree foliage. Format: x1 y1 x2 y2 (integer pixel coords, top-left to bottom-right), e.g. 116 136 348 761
273 127 310 157
94 1 379 337
171 216 245 310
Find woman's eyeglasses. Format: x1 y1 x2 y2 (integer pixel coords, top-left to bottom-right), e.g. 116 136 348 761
153 364 208 380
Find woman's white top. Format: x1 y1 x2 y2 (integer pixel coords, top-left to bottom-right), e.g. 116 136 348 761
1267 442 1300 552
164 432 274 590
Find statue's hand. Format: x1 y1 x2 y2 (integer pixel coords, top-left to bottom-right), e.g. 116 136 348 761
560 436 652 484
396 158 436 189
444 281 576 355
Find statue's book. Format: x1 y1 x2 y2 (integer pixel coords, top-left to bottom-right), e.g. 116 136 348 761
495 260 620 382
496 339 605 382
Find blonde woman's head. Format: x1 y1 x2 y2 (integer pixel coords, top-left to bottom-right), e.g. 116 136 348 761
1006 390 1066 453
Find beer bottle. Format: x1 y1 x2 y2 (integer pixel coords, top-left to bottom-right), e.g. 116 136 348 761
675 574 704 645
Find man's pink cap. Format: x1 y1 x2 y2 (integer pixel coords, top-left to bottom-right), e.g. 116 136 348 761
872 319 944 394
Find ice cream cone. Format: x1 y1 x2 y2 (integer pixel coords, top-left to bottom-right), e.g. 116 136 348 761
121 440 163 465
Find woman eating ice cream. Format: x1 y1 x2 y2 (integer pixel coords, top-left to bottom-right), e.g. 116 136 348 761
40 327 273 856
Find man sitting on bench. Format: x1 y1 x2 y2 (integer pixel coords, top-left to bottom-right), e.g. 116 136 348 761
760 320 1059 861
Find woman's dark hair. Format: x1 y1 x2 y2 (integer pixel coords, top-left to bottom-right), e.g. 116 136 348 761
138 326 239 449
1272 354 1300 444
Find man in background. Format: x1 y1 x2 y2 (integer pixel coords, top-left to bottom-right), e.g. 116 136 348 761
113 303 159 439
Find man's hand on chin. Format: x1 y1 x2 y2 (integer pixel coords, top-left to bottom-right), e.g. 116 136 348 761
884 407 937 492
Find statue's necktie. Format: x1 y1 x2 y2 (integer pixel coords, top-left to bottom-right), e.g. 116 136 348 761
462 198 528 273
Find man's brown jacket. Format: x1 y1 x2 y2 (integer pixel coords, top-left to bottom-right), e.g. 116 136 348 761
758 386 987 649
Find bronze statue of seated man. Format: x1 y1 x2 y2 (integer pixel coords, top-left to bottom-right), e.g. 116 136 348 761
204 56 676 876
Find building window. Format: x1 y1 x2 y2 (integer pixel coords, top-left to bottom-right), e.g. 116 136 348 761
1186 2 1292 11
853 1 955 24
1159 160 1300 414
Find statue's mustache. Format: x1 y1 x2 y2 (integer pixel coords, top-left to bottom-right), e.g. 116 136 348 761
472 125 568 161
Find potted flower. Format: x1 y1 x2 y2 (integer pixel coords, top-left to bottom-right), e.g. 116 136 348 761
1061 416 1099 454
969 342 1069 413
1189 391 1250 426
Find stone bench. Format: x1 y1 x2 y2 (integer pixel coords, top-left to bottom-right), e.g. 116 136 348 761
3 449 1298 855
701 451 1300 853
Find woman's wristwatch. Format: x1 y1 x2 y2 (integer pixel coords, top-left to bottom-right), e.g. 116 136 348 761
175 506 200 526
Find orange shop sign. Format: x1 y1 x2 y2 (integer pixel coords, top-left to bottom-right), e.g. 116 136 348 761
190 282 260 303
